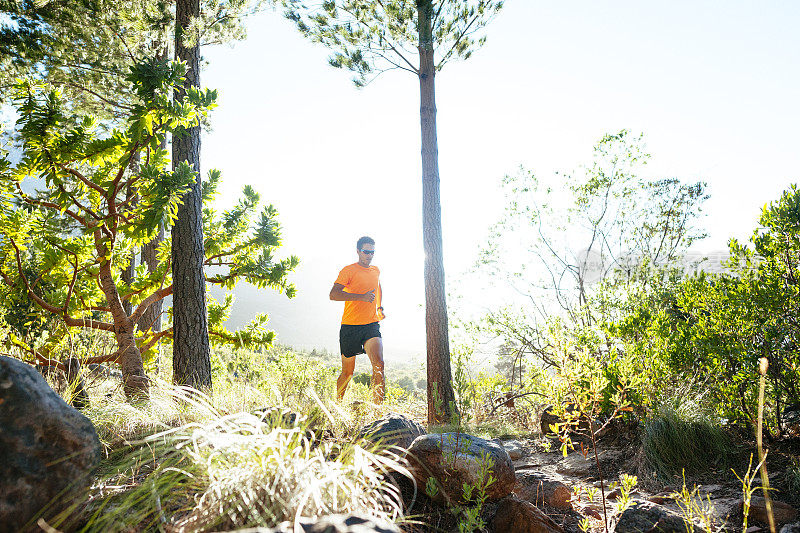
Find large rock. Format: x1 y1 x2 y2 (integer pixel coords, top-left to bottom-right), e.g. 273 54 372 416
540 406 563 437
514 471 572 509
358 413 425 451
407 432 516 504
0 356 102 532
746 497 798 526
615 500 704 533
500 439 525 460
236 513 401 532
490 496 564 533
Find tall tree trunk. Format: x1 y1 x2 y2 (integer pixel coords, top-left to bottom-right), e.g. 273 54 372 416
121 151 140 317
172 0 212 390
121 254 135 317
95 233 148 398
417 0 456 425
139 84 167 362
139 223 164 334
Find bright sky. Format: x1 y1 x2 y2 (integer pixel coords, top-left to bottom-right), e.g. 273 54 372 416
200 1 800 361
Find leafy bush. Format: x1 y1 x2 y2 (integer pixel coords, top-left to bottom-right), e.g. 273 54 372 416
617 186 800 433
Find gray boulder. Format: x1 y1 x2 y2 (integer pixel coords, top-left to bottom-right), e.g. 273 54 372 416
498 439 525 460
407 432 516 504
234 513 401 532
615 500 704 533
0 356 102 532
358 412 425 451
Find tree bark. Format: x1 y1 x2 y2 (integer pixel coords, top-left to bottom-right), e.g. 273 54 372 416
417 0 456 425
95 232 148 398
121 150 140 317
172 0 212 391
138 99 167 346
139 223 164 334
121 254 135 317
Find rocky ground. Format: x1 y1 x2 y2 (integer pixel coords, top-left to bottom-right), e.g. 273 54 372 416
3 355 799 533
379 406 800 533
480 429 800 533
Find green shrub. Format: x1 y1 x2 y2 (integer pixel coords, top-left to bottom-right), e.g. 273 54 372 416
353 372 372 386
641 395 732 479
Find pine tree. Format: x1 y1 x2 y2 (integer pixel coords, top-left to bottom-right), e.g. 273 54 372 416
171 0 211 389
283 0 503 423
0 0 170 119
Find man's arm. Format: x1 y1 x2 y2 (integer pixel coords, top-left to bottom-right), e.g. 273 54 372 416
330 283 375 302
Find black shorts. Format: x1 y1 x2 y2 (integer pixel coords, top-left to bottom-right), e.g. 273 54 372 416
339 322 381 358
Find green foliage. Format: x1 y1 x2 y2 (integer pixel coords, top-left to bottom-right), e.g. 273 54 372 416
462 132 708 430
425 435 496 533
641 396 732 480
0 0 269 120
284 0 504 86
476 131 707 326
353 371 372 386
617 185 800 432
734 454 766 533
0 59 297 368
0 62 206 344
255 348 335 404
454 451 495 533
615 473 637 512
670 473 720 533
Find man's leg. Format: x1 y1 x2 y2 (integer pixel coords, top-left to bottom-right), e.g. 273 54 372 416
364 336 385 404
337 354 356 400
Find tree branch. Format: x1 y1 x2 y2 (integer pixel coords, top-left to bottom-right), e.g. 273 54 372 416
130 285 173 325
52 81 133 111
436 13 480 68
1 350 66 372
16 182 88 226
56 182 103 221
63 167 108 196
6 239 115 332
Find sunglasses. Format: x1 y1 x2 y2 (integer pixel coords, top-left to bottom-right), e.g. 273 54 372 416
360 249 375 255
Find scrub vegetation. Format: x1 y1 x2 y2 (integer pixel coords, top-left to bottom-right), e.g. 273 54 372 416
4 123 799 530
0 3 798 531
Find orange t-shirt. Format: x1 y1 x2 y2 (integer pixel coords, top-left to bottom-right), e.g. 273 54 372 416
335 263 382 325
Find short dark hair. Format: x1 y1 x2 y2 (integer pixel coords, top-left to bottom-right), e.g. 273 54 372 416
356 236 375 250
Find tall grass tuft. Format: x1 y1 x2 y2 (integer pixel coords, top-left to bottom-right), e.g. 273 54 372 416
56 385 409 531
641 394 733 480
785 456 800 499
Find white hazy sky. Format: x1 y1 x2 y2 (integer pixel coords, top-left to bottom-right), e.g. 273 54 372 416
199 1 800 361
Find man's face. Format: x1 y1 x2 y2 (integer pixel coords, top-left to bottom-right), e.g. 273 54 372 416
358 243 375 266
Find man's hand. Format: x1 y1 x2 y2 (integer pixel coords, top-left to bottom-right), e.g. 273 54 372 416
362 289 376 302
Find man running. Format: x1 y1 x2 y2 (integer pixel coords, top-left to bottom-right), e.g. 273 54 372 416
329 236 385 403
